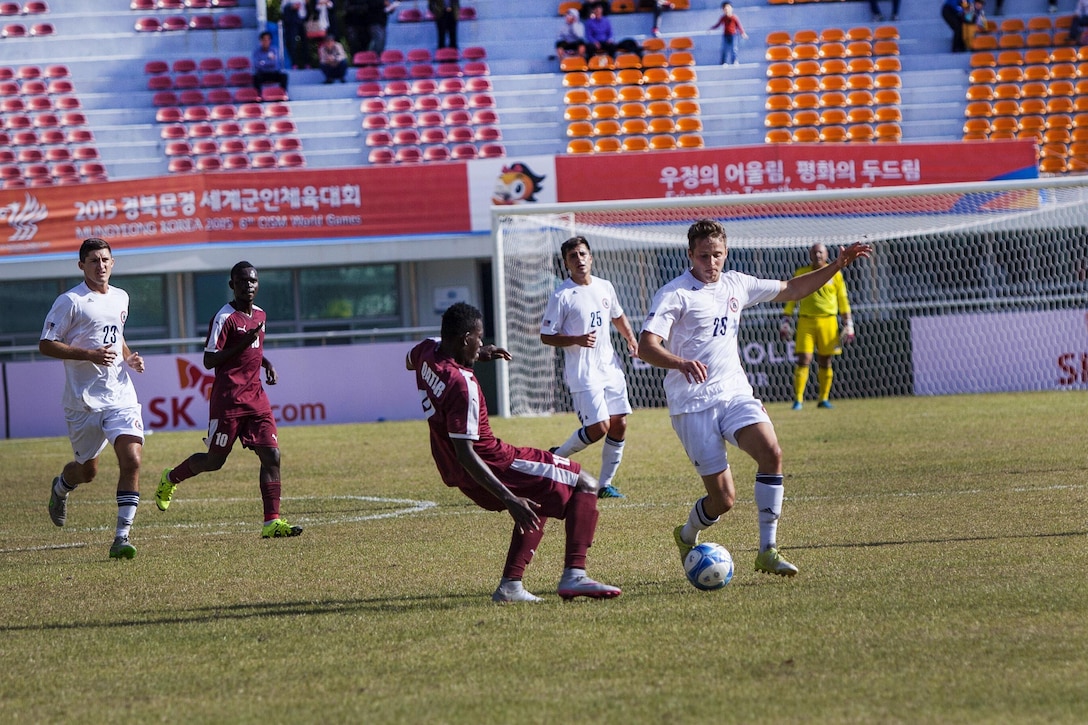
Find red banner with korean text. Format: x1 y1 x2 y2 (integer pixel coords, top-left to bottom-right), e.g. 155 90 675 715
0 164 471 257
554 141 1039 202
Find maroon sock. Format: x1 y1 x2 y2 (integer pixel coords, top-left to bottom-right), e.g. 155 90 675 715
260 480 282 521
564 491 599 571
169 458 197 484
502 517 547 579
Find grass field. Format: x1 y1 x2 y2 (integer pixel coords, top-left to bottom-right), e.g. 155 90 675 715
2 391 1086 723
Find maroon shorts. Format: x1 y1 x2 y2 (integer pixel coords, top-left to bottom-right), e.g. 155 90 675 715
207 412 278 454
458 446 582 519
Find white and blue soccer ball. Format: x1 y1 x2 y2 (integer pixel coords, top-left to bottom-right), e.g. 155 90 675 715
683 543 734 591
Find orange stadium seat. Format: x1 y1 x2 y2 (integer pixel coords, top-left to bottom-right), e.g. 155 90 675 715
820 27 847 44
792 127 819 143
820 91 847 108
847 26 873 42
971 51 997 67
820 75 847 92
964 102 993 120
820 126 848 142
793 75 820 94
847 124 874 142
649 134 676 150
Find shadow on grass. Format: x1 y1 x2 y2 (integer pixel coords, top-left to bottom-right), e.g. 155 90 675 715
790 528 1086 551
0 591 490 634
6 529 1084 634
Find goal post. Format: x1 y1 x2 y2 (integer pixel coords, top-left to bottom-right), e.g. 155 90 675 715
490 177 1088 418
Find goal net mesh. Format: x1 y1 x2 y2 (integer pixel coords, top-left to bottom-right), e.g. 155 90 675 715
493 179 1088 416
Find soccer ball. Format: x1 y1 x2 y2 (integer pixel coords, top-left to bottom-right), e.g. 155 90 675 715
683 543 734 591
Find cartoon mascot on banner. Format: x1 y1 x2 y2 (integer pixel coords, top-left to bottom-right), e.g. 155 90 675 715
492 162 546 206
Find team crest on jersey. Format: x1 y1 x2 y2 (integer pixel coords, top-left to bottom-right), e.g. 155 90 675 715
120 310 127 324
602 298 610 310
729 297 740 312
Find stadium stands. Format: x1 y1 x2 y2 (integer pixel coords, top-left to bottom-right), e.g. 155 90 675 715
0 0 1080 176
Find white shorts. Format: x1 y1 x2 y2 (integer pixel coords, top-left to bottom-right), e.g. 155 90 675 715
570 377 632 427
65 405 145 463
670 396 771 476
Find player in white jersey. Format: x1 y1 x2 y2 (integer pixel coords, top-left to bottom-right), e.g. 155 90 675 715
40 237 146 560
541 237 639 499
639 220 871 578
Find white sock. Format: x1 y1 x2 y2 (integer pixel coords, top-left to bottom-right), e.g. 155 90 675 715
54 474 76 498
754 474 784 552
598 436 625 488
680 496 719 544
553 427 592 457
115 492 139 540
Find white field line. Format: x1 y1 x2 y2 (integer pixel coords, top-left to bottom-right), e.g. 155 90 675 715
4 483 1083 554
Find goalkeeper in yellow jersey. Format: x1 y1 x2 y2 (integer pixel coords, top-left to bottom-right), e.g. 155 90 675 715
779 243 854 410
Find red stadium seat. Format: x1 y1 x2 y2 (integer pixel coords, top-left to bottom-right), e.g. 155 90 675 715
368 147 395 165
276 152 305 167
216 14 242 29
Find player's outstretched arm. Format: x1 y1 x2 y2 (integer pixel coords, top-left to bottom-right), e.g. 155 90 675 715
773 241 872 303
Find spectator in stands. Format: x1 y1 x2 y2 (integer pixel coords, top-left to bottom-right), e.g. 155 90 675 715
584 2 617 58
868 0 900 21
342 0 371 57
318 33 349 83
941 0 968 53
313 0 337 40
962 0 987 48
652 0 674 38
556 7 586 60
428 0 460 50
253 31 290 94
281 0 310 69
710 2 747 65
1065 0 1088 44
366 0 400 54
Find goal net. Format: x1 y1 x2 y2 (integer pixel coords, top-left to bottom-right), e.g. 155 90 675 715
490 177 1088 417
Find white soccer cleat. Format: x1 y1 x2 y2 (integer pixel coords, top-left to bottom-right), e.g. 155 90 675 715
491 580 543 603
557 571 622 601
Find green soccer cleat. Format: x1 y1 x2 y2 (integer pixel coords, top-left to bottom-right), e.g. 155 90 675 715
261 518 303 538
155 468 177 512
109 536 136 560
754 547 798 577
48 477 67 527
673 525 697 564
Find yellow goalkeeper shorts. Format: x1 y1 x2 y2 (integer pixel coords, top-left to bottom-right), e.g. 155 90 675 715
794 315 842 356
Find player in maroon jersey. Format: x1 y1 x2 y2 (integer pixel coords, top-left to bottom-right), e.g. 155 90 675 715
407 302 621 603
155 261 303 539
